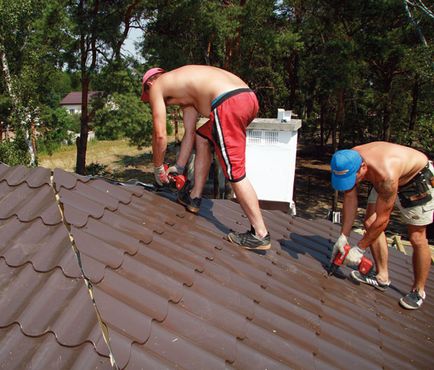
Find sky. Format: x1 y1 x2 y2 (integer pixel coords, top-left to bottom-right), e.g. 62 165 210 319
122 27 144 62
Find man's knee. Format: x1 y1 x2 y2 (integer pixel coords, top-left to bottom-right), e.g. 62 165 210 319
408 226 428 248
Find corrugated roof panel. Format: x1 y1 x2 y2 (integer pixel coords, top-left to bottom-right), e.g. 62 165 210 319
161 303 238 363
0 182 61 224
0 216 80 276
0 260 94 345
1 167 433 369
141 321 228 370
96 268 170 322
88 178 134 204
242 320 316 368
117 254 184 303
0 324 112 370
0 260 109 359
54 167 90 190
90 210 153 245
126 342 181 370
181 286 248 336
0 165 51 188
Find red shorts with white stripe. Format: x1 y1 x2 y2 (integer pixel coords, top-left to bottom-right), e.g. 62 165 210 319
197 88 259 182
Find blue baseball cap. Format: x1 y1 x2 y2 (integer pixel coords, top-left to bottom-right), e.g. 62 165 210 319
331 149 363 191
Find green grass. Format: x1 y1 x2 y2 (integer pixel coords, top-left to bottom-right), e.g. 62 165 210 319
38 136 181 183
39 139 149 172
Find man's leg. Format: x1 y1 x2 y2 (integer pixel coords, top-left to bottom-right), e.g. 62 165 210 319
407 224 431 294
231 177 268 238
364 203 390 283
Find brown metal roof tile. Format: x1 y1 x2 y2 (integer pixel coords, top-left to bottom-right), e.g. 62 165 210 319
2 166 434 369
58 187 105 222
255 288 320 331
189 270 256 319
179 288 248 340
0 164 51 187
53 168 90 190
61 202 91 227
0 259 104 350
0 182 61 224
161 303 238 363
250 303 317 353
92 210 153 245
135 243 198 287
126 342 181 370
0 164 31 186
0 216 80 277
88 178 134 204
95 267 170 322
117 254 184 303
120 183 146 197
231 340 293 370
0 324 112 370
243 320 316 369
73 181 124 211
150 234 207 272
143 320 228 370
72 226 126 270
91 286 155 368
211 250 271 286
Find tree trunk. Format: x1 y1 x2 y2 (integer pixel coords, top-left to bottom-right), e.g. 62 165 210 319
1 42 36 166
336 89 345 148
409 75 419 132
319 99 326 147
76 75 89 175
382 100 391 141
24 111 36 166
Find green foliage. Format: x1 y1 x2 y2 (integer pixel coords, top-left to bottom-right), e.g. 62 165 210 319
0 136 30 166
397 115 434 155
93 93 153 148
37 107 79 155
1 0 433 161
84 162 110 177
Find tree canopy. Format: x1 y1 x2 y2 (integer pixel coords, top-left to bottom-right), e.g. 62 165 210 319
1 0 433 169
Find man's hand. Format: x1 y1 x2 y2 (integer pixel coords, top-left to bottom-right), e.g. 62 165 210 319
154 165 169 186
331 234 348 261
167 163 185 175
344 246 365 267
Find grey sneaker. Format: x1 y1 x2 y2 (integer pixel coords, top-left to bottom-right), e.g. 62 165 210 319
350 270 390 292
227 227 271 251
399 290 426 310
177 180 201 214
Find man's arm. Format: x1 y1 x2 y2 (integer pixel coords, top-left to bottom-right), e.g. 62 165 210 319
358 179 397 249
341 186 359 237
176 106 198 168
150 96 167 167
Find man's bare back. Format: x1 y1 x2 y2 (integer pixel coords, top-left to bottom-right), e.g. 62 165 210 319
354 142 428 188
149 65 249 116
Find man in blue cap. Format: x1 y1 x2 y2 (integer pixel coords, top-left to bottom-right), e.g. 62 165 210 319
330 142 433 310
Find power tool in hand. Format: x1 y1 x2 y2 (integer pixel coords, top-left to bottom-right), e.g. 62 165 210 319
164 164 186 191
327 244 373 276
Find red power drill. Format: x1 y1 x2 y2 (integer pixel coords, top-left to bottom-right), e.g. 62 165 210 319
163 164 186 191
327 244 373 276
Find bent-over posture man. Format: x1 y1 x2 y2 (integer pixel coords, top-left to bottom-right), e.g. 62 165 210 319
141 65 270 251
330 142 433 309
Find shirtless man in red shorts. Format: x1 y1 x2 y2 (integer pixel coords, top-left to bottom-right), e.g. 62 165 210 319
141 65 270 251
330 142 433 309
